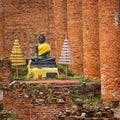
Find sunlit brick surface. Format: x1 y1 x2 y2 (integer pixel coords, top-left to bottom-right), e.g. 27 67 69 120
82 0 100 80
53 0 67 61
99 0 120 102
0 1 4 58
67 0 83 74
0 0 120 103
2 1 52 59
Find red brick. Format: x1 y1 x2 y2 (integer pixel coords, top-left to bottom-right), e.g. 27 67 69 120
0 60 12 84
82 0 100 80
53 0 67 61
67 0 83 74
0 0 120 104
0 1 5 58
99 0 120 102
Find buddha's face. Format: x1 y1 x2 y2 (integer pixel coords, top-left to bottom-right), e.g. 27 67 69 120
39 35 45 43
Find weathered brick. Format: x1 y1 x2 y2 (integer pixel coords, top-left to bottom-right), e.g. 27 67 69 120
0 1 5 58
53 0 67 61
3 1 51 59
0 60 12 84
3 82 100 120
0 0 120 104
82 0 100 80
67 0 83 74
99 0 120 102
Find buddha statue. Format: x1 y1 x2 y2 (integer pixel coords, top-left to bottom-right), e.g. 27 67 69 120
34 34 51 58
31 34 56 68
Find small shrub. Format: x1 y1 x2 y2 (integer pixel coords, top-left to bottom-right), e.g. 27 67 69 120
45 83 50 92
107 101 114 107
79 75 89 82
32 84 42 95
57 64 74 76
57 75 69 80
32 84 42 89
79 95 102 106
32 89 39 95
47 93 51 103
71 93 77 104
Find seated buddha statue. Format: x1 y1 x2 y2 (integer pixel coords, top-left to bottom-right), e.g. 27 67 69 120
31 34 56 68
36 34 51 58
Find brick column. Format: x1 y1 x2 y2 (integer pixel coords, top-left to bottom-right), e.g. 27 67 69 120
53 0 67 61
82 0 100 80
47 0 56 57
0 1 4 58
99 0 120 102
67 0 83 74
0 60 12 85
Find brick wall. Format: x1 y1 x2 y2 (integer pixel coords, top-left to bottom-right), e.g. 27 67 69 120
53 0 67 61
3 0 53 59
47 0 56 57
0 1 4 58
0 0 120 103
0 59 12 85
67 0 83 74
82 0 100 80
3 82 100 120
99 0 120 102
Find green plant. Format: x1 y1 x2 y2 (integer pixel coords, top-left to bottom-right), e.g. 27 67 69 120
32 89 39 95
79 95 102 106
57 64 74 76
32 84 42 95
57 75 69 80
107 101 114 107
47 93 51 103
33 84 42 89
79 96 87 101
79 75 89 82
89 97 99 106
45 83 50 92
71 93 77 104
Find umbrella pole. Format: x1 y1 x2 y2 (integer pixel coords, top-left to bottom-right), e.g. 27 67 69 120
66 65 68 76
16 66 18 78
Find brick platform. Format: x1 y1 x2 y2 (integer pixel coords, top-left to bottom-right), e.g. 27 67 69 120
3 81 101 120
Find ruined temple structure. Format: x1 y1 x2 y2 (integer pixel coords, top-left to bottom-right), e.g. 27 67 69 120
0 1 120 102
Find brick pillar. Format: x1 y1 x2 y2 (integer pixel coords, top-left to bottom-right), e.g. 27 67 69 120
47 0 56 57
53 0 67 61
0 60 12 85
0 1 4 58
99 0 120 102
67 0 83 74
82 0 100 80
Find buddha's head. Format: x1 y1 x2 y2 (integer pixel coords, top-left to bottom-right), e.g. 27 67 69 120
38 34 46 43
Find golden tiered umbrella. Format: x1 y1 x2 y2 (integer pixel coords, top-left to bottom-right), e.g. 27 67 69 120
10 39 26 78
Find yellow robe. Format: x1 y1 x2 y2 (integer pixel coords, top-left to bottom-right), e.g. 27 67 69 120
38 43 51 56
